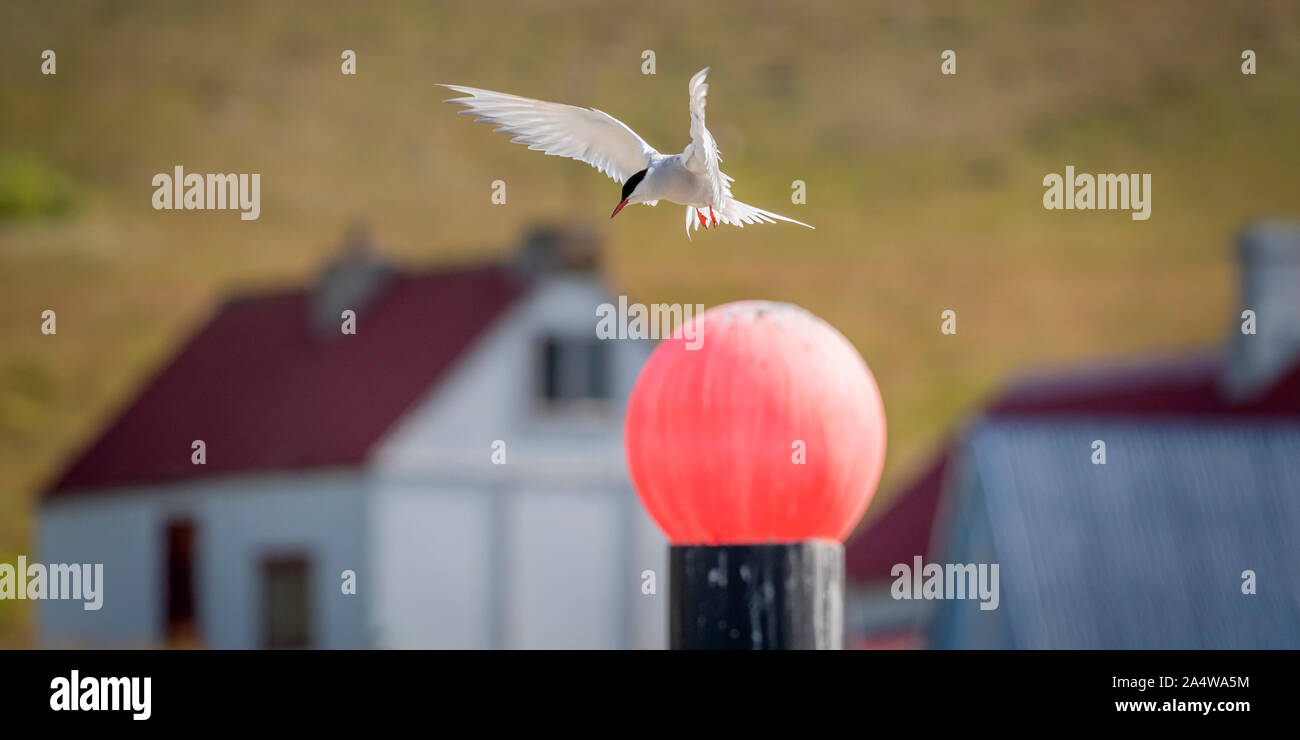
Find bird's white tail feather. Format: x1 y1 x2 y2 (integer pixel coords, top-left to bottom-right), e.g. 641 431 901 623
736 201 815 230
685 200 815 234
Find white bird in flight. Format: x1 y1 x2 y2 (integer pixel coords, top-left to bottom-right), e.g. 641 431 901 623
440 68 813 237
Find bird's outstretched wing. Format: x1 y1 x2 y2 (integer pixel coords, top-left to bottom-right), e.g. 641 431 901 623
685 199 815 237
681 68 727 206
440 84 659 183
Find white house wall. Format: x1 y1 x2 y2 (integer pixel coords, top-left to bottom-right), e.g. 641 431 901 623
198 472 367 649
38 470 367 649
371 275 650 484
504 486 625 649
37 496 160 647
370 274 668 648
368 482 496 649
369 476 666 649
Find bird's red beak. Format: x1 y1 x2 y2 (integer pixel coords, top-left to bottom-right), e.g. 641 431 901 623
610 198 630 219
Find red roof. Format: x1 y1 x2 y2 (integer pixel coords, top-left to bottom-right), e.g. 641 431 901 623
44 264 526 500
846 354 1300 583
845 448 950 584
987 354 1300 418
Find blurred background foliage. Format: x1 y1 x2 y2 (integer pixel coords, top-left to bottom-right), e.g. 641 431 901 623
0 153 78 221
1 0 1299 645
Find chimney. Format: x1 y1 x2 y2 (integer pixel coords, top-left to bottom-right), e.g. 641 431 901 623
510 224 603 277
311 223 393 338
1221 221 1300 401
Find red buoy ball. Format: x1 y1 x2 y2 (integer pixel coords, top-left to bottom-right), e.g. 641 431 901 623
624 301 887 545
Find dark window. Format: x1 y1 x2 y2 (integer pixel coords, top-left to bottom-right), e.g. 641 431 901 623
262 556 312 649
164 520 197 646
542 338 562 400
538 337 611 404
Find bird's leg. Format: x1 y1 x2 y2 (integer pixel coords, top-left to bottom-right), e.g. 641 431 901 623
709 205 717 227
697 209 708 229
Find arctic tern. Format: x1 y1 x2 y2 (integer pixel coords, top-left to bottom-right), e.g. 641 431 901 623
441 68 813 237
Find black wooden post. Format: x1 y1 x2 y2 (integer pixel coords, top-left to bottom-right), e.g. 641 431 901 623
670 541 844 649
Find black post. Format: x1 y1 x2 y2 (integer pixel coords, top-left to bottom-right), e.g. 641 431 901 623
669 541 844 650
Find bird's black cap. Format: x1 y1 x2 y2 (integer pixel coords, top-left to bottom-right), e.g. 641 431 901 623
621 169 648 201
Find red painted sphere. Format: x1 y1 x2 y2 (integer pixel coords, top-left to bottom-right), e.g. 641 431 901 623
624 301 887 545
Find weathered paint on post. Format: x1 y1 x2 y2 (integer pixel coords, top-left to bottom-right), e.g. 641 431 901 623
670 541 843 649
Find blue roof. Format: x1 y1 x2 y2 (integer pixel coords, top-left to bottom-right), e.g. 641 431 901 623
932 419 1300 648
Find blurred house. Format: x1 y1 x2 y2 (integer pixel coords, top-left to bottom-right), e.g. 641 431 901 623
38 225 665 649
847 222 1300 649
